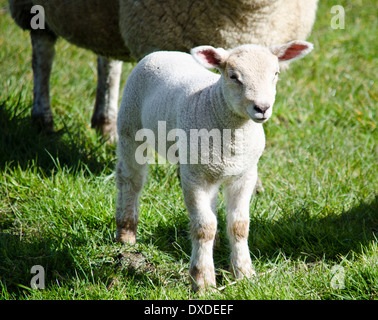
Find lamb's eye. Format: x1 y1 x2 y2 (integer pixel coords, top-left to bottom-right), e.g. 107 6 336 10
229 73 242 85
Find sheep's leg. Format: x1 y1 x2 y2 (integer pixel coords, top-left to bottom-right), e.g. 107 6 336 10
224 170 257 279
91 56 123 143
115 139 147 244
30 30 57 132
181 175 219 291
254 175 265 194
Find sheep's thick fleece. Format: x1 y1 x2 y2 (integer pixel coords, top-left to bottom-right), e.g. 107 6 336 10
120 0 318 60
9 0 318 60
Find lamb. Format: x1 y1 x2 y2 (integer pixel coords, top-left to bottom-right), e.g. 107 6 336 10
115 40 313 291
8 0 318 141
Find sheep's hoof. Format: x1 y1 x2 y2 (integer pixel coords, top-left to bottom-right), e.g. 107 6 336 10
31 112 54 134
116 228 137 244
99 123 118 144
91 115 118 144
254 177 265 194
213 232 220 249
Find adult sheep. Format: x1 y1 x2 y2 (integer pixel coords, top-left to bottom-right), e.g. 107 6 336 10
8 0 318 141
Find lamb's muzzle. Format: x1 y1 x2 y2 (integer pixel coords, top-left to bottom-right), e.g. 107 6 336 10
254 104 270 114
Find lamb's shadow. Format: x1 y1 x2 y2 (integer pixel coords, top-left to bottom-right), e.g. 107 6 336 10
248 196 378 262
149 195 378 268
0 100 116 175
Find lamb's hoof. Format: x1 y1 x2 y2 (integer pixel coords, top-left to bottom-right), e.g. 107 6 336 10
116 228 137 244
230 263 256 280
190 265 216 293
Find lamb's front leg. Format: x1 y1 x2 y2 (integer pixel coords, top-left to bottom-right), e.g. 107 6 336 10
181 176 219 292
224 170 258 279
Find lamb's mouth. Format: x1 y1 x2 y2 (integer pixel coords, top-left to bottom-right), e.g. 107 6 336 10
252 117 268 123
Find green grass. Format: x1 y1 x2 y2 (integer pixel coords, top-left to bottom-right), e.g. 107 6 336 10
0 0 377 300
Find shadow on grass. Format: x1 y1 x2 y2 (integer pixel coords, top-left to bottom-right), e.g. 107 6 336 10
0 100 116 176
249 195 378 262
0 232 76 296
148 195 378 268
1 196 375 298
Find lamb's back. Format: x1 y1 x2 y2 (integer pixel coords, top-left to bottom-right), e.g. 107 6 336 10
138 51 219 94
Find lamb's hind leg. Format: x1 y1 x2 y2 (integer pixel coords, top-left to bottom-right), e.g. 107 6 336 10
115 139 147 244
224 170 257 279
91 56 123 143
30 30 57 132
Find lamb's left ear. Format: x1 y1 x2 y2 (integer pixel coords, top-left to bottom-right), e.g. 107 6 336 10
270 40 313 62
191 46 229 69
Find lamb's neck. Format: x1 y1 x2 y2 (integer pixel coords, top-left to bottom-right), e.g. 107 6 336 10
206 80 252 131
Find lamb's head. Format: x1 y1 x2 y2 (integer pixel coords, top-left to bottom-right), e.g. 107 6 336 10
191 41 313 123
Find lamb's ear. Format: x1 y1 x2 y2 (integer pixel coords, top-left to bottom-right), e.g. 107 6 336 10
269 40 313 63
191 46 229 69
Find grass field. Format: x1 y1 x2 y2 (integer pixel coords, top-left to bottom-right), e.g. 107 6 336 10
0 0 377 300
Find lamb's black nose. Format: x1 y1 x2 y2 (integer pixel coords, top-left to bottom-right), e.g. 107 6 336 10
254 104 270 114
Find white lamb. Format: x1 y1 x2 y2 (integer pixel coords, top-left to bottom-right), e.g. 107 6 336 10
116 40 313 291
